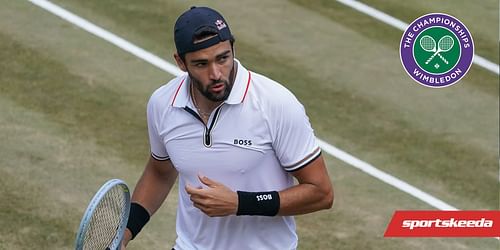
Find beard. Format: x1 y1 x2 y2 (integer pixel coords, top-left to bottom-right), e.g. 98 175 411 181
188 73 234 102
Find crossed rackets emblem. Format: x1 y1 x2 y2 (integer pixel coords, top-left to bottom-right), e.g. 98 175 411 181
419 35 454 65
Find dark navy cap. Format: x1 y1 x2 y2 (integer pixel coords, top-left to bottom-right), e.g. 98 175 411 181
174 6 233 55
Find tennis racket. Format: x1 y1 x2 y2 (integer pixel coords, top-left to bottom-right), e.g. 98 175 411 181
419 35 436 53
75 179 131 250
420 35 454 65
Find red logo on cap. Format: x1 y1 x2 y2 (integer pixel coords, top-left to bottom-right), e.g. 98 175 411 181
215 20 227 30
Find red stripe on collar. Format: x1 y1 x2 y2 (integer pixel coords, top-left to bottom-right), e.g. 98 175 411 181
240 71 251 103
171 77 186 106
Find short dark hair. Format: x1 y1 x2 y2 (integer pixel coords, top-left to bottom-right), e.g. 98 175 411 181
193 26 220 43
179 26 236 62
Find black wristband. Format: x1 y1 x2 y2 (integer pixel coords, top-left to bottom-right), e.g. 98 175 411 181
236 191 280 216
126 202 151 240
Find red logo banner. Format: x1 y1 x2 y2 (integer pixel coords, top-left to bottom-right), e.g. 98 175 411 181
384 210 500 237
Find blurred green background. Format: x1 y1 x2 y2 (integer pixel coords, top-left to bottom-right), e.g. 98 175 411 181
0 0 498 249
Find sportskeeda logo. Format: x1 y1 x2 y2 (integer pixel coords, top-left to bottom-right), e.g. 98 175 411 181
402 218 493 230
385 210 500 237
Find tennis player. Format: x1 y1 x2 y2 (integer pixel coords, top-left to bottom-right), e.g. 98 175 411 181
122 6 333 250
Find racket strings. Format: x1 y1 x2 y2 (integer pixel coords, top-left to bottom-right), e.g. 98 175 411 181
419 36 436 52
83 185 127 250
438 36 454 51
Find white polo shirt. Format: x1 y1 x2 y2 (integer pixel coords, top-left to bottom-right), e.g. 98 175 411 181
147 59 321 250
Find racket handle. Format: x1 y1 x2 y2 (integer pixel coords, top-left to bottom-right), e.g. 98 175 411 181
425 51 439 64
437 53 449 64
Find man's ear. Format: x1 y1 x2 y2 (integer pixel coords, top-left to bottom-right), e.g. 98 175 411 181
174 53 187 72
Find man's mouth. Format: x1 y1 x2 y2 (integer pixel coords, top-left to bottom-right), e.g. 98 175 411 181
210 82 225 92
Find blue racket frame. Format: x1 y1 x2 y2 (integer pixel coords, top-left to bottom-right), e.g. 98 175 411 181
75 179 131 250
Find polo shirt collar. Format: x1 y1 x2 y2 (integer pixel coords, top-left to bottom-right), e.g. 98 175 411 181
224 59 251 105
170 76 189 108
171 58 251 108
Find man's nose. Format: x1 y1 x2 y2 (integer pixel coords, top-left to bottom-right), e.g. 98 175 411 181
208 63 222 80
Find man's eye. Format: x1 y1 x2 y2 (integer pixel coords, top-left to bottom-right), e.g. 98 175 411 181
218 56 229 62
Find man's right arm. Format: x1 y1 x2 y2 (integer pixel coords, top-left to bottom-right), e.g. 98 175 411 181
121 156 178 247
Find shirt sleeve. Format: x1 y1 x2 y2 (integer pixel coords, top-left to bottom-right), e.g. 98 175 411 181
147 95 169 161
269 92 321 172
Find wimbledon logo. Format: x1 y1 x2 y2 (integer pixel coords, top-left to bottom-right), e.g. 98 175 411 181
400 13 474 88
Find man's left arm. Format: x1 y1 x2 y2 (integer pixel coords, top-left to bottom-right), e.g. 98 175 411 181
277 154 333 215
185 154 333 217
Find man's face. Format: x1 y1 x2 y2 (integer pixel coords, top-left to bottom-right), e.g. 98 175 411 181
180 41 234 102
